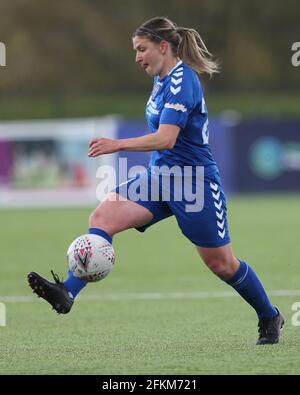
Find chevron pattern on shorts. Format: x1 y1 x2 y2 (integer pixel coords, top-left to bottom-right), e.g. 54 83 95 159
210 182 225 239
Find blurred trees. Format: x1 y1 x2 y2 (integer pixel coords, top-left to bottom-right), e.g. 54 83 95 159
0 0 299 96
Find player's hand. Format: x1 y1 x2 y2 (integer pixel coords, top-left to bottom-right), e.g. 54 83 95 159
88 138 121 157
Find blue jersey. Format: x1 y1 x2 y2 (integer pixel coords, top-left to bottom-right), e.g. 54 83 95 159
115 62 230 247
115 62 230 248
146 61 216 169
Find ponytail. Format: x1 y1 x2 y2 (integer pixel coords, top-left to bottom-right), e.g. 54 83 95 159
177 27 220 76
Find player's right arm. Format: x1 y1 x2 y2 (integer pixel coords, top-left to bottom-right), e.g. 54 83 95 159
88 124 180 157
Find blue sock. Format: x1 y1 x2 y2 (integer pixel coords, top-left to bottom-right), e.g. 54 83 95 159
88 227 113 244
64 270 87 299
226 260 277 319
64 228 113 299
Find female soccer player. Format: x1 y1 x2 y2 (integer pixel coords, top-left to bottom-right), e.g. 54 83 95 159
28 17 284 345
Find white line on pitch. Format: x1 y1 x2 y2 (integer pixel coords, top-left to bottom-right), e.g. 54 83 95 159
1 289 300 303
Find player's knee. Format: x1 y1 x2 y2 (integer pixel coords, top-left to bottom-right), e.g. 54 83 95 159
89 207 115 234
203 257 236 280
89 205 128 235
89 208 101 227
89 208 104 228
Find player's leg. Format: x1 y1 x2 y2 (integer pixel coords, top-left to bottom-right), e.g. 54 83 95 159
28 165 173 314
89 192 154 235
196 243 277 318
172 169 284 344
63 191 154 296
196 243 284 345
195 243 239 280
28 192 154 314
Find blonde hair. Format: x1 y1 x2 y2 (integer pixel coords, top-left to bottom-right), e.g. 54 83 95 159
133 16 220 76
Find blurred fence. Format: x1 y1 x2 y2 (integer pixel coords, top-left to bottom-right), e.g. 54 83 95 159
0 116 299 208
234 119 300 192
0 117 117 207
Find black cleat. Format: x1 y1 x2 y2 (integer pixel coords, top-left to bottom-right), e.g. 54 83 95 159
28 270 74 314
256 308 285 345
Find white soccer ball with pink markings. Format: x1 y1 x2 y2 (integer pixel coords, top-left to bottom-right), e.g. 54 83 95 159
67 234 115 282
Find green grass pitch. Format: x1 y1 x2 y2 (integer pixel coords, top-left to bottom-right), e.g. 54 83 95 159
0 194 299 374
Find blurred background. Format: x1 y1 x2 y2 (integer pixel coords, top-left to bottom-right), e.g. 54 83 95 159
1 0 300 375
0 0 300 206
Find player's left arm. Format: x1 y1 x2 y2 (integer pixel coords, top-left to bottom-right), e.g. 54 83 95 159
88 124 180 157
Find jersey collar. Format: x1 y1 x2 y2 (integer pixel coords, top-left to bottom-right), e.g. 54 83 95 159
158 60 183 82
167 60 183 76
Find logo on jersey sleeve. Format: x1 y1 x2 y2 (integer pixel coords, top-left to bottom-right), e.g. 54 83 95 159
164 103 187 112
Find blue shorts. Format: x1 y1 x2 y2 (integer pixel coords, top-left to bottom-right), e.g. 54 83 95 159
114 166 231 248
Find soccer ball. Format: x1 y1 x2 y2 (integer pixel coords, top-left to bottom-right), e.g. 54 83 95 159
67 234 115 282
